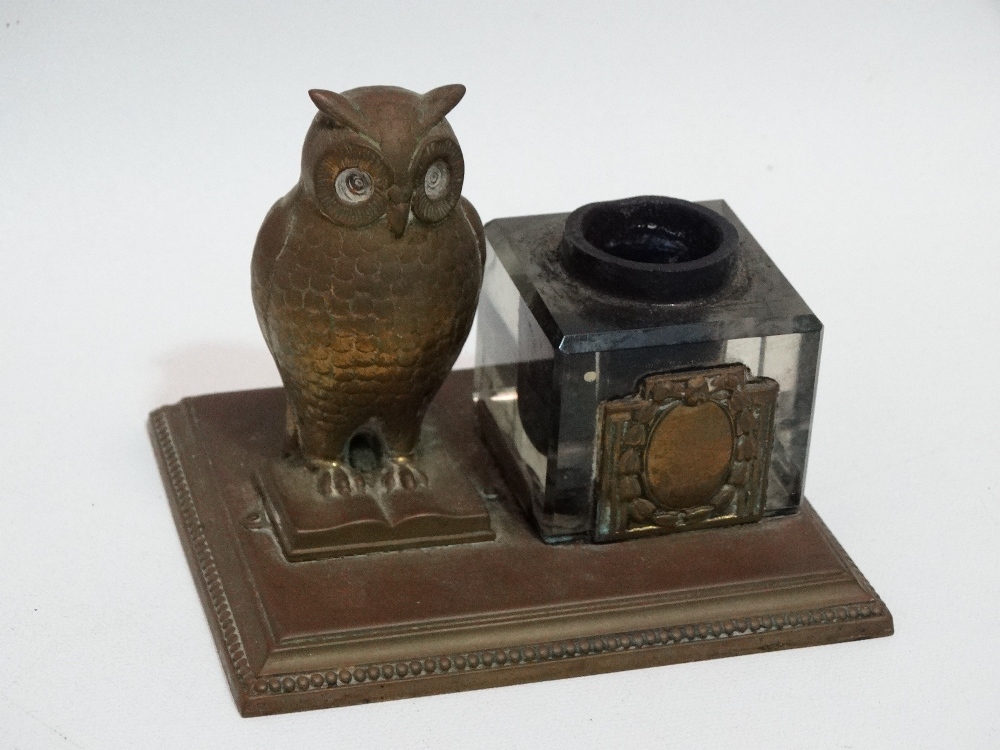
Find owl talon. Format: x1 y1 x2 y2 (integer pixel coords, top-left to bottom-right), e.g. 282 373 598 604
381 458 429 493
317 464 355 498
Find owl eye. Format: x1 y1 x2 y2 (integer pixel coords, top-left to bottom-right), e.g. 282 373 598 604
411 139 463 224
423 160 450 200
335 167 374 204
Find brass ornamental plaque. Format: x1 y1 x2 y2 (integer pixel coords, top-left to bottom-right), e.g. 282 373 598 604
595 364 779 541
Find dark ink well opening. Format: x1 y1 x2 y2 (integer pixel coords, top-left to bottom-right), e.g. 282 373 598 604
583 205 721 265
560 195 739 302
348 432 383 472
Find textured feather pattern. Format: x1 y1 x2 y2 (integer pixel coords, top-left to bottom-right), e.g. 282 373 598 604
252 189 483 462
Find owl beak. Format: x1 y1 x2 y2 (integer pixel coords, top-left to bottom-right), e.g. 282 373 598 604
387 203 410 238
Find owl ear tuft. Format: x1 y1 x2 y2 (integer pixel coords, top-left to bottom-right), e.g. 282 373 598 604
308 89 367 133
421 84 466 126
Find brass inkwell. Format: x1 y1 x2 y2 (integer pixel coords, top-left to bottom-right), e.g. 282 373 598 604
149 85 892 716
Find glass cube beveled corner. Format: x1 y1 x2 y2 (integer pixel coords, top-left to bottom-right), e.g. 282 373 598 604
474 201 822 543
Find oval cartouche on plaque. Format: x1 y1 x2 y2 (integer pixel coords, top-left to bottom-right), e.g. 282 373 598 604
644 402 733 509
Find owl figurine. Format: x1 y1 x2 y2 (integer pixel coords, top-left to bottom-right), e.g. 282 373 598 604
252 84 484 488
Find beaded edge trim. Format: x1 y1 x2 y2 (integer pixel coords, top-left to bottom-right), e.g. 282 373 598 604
249 601 886 697
152 411 254 686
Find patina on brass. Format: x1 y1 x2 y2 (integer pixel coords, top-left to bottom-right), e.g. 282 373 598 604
250 85 492 558
595 365 778 541
146 85 893 717
149 370 892 716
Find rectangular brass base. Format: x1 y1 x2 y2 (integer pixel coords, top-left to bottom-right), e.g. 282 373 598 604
148 370 892 717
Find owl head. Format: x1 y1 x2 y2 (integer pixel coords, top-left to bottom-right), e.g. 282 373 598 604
299 84 467 238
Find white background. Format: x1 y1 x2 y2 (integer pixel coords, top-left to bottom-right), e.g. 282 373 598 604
2 1 998 747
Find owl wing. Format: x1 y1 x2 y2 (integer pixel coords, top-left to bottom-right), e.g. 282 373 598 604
459 197 486 268
251 189 297 352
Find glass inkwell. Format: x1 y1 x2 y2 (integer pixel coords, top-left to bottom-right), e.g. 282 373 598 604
476 195 821 543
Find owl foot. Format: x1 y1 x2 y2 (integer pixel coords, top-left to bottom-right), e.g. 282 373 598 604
381 457 429 494
317 463 367 498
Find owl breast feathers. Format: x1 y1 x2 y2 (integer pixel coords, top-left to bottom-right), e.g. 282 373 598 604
251 84 485 465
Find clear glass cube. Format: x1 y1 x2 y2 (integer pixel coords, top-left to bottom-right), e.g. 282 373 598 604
475 200 822 543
